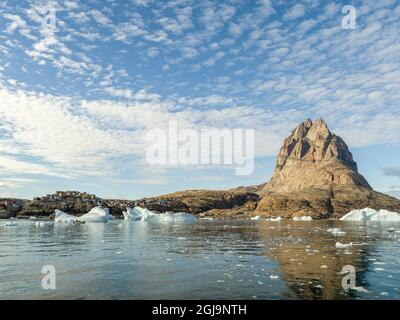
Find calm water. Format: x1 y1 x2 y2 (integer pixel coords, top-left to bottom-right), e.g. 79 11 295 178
1 219 400 300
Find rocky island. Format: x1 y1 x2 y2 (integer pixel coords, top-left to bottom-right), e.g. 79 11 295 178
1 119 400 220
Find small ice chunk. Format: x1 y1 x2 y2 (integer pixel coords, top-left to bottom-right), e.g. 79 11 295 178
373 268 385 271
267 217 282 222
293 216 313 221
335 242 353 249
351 286 369 293
35 221 51 227
251 216 262 221
29 216 38 220
327 228 346 236
269 275 280 279
4 221 18 227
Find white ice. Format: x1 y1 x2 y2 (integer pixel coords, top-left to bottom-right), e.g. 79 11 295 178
4 221 18 227
327 227 346 236
55 207 112 223
268 217 282 222
335 242 353 249
293 216 313 221
123 207 197 223
54 210 79 223
123 207 154 221
340 208 400 222
79 207 109 223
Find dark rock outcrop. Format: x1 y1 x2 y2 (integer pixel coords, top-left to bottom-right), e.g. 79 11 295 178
135 190 259 215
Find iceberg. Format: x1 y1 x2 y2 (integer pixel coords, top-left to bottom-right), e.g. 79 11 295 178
123 207 197 223
55 207 111 223
54 210 79 223
123 207 157 221
157 212 198 223
123 207 155 221
340 208 400 222
79 207 109 223
293 216 313 221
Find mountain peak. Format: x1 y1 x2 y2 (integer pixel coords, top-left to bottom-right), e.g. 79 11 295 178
261 119 371 194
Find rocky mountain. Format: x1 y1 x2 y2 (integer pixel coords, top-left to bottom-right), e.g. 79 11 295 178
255 119 400 218
260 118 370 194
3 119 400 220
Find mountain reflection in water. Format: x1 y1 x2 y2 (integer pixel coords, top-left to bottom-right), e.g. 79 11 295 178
0 219 399 299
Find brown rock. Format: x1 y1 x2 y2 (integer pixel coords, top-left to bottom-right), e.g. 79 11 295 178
256 119 400 218
260 118 370 194
135 190 259 215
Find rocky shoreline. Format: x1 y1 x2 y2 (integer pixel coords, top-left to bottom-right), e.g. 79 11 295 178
2 119 400 220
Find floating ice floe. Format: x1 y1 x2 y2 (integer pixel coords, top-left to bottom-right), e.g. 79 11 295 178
29 216 38 220
157 212 198 223
79 207 110 223
55 207 112 223
327 227 346 236
268 217 282 222
4 221 18 227
293 216 313 221
123 207 154 221
340 208 400 222
54 210 79 223
35 221 52 227
123 207 198 223
82 207 110 222
335 242 353 249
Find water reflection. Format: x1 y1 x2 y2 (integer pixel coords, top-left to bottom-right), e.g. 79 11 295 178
0 219 399 299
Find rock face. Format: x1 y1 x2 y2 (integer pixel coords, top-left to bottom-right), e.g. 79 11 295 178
0 199 25 219
135 190 259 215
256 119 400 218
260 118 370 194
17 191 104 218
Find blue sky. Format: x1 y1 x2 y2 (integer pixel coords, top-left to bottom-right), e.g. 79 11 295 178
0 0 400 200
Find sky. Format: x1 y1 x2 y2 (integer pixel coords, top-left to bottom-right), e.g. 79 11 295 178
0 0 400 200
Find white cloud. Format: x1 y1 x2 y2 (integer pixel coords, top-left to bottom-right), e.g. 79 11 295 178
283 4 306 21
89 9 112 26
3 13 36 40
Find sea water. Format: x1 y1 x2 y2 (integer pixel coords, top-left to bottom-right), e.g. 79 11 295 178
0 219 399 300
